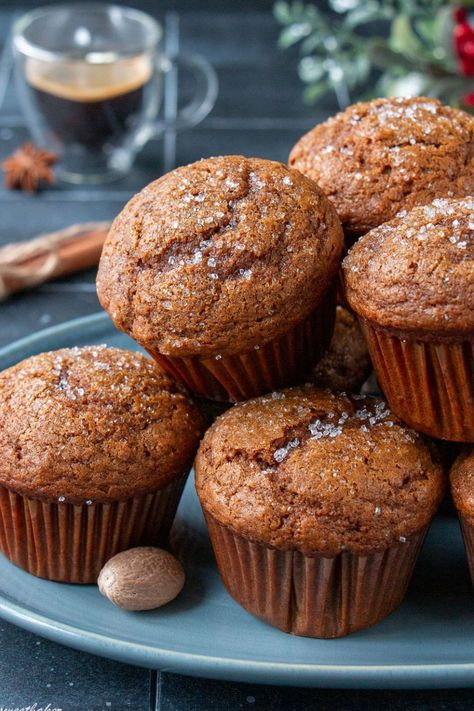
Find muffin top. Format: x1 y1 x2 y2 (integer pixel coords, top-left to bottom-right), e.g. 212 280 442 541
0 347 204 503
450 448 474 525
289 97 474 238
97 156 343 357
195 387 444 555
343 197 474 336
311 306 371 391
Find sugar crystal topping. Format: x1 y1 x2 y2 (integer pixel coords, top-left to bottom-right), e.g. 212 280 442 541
394 198 474 249
0 346 204 505
314 98 472 179
35 346 186 419
346 197 474 262
369 98 439 125
342 194 474 332
270 396 411 465
273 438 300 463
98 155 344 358
140 157 331 292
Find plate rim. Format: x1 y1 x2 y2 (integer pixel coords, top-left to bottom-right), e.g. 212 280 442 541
0 312 473 688
2 586 474 688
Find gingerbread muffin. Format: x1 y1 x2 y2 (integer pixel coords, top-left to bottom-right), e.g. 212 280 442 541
289 97 474 242
195 387 444 638
97 156 343 402
450 448 474 583
311 305 371 392
0 346 204 583
343 196 474 442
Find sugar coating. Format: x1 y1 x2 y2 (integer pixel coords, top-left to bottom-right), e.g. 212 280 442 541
343 197 474 334
195 386 445 556
289 97 474 239
274 437 300 462
0 347 204 503
97 156 343 357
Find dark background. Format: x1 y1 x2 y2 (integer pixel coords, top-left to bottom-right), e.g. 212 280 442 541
0 1 473 709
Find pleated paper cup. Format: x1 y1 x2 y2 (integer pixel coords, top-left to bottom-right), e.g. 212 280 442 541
359 319 474 442
0 473 188 584
147 286 337 403
205 512 427 639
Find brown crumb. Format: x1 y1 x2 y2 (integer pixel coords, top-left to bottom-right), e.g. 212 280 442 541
311 306 371 391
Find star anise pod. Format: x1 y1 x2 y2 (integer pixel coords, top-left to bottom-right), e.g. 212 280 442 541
2 143 57 193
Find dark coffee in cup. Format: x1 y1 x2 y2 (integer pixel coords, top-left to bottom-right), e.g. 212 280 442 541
25 56 153 150
14 4 215 182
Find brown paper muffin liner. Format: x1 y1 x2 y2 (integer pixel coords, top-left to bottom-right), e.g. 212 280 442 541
0 473 188 584
360 320 474 442
147 286 336 403
458 515 474 586
205 512 427 638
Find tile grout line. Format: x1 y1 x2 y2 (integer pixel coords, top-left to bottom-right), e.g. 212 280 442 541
201 117 319 129
38 283 98 293
0 190 135 201
0 115 319 130
153 671 162 711
149 670 159 711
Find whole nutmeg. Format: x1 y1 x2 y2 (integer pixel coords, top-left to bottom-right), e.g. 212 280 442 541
98 547 185 611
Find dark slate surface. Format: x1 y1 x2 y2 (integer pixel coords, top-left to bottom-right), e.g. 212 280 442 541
157 675 474 711
0 620 151 710
0 2 473 710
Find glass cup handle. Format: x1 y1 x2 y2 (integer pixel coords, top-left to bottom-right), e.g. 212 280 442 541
152 52 218 136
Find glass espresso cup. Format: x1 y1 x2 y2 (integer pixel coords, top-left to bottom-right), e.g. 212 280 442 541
12 4 218 183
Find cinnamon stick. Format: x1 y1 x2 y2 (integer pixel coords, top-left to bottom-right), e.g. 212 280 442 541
0 222 110 300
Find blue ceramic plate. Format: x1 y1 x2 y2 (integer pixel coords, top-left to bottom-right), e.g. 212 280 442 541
0 312 472 688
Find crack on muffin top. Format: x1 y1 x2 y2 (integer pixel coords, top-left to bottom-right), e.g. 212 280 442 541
97 156 343 356
289 97 474 238
343 197 474 334
195 386 444 555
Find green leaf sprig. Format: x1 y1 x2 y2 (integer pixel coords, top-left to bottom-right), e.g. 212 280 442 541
274 0 473 107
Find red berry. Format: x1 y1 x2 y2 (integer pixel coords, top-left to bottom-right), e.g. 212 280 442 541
462 92 474 108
